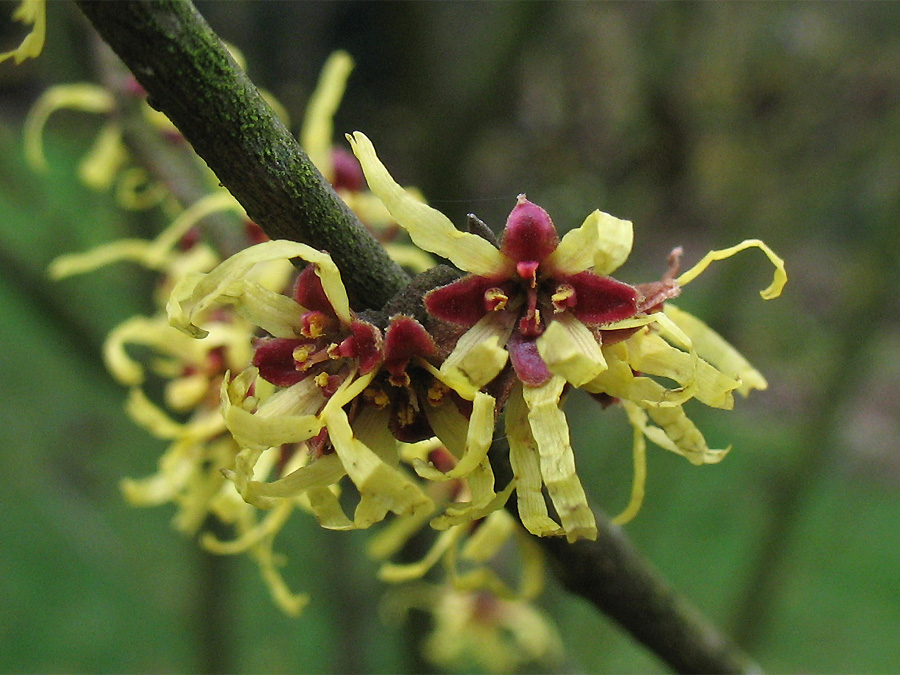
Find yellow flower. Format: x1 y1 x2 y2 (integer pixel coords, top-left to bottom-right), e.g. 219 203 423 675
168 240 441 529
348 131 786 540
384 583 563 674
0 0 45 65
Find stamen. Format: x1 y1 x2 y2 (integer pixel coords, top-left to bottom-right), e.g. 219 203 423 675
300 311 328 338
427 379 449 405
484 287 508 312
551 283 577 312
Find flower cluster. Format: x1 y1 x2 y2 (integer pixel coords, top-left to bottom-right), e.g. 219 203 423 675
346 131 786 539
22 15 788 668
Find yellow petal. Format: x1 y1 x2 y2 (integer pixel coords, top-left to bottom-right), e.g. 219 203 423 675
522 377 597 542
347 131 508 276
317 374 433 528
663 304 768 395
77 123 128 191
367 499 439 560
625 401 730 466
415 391 495 481
536 314 607 387
505 385 563 538
0 0 46 65
49 192 242 278
378 529 462 583
301 50 354 179
544 209 633 276
168 239 349 337
222 374 325 451
612 404 648 525
382 242 437 274
438 311 514 396
24 83 113 172
625 329 739 409
677 238 787 300
241 453 347 508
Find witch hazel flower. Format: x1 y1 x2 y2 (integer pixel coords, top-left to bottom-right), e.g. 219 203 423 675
347 131 786 542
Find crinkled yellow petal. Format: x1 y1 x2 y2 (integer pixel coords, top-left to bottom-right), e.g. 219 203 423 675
202 500 293 555
301 50 354 179
537 314 607 387
124 388 186 439
50 192 241 279
438 311 514 395
165 373 210 411
241 453 346 509
544 209 633 276
626 330 739 409
367 501 440 560
0 0 46 65
663 304 767 395
347 131 508 276
523 377 597 542
203 500 309 616
222 374 325 451
103 314 206 385
24 84 113 172
612 404 648 525
505 385 563 538
222 280 305 339
430 478 515 531
625 400 730 466
382 243 437 274
677 239 787 300
77 123 128 191
378 528 463 583
583 344 671 405
320 374 433 528
169 239 349 337
459 509 515 562
305 485 355 529
415 391 494 481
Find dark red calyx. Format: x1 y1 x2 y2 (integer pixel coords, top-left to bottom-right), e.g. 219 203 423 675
499 196 559 265
384 316 436 386
253 338 312 387
331 147 365 192
338 320 383 375
564 271 639 325
425 275 507 327
293 265 334 315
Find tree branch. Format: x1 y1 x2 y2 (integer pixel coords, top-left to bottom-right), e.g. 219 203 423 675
75 0 408 311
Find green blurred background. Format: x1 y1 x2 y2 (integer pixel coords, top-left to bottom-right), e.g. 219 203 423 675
2 1 899 672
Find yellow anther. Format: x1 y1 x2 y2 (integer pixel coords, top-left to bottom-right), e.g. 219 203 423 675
551 283 576 312
484 287 508 312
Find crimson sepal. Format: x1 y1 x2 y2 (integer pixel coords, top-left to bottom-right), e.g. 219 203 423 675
338 319 383 375
384 316 436 382
499 197 559 265
253 337 310 387
565 271 639 325
507 332 552 387
425 275 509 327
293 265 334 314
636 279 681 313
331 147 365 192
